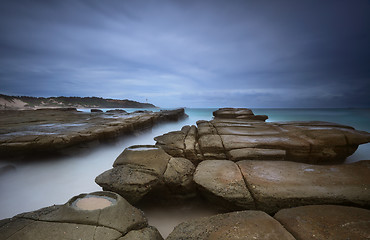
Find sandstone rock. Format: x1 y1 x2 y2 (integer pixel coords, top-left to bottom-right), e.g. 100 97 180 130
167 210 296 240
0 108 186 157
95 165 159 203
154 131 186 157
0 191 156 239
237 160 370 213
106 109 127 114
213 108 254 119
113 145 171 176
163 157 196 195
194 160 255 210
184 125 199 162
274 205 370 240
118 226 163 240
228 148 286 161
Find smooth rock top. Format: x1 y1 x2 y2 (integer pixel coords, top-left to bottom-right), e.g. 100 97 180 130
237 160 370 213
113 145 171 176
194 160 255 210
167 210 296 240
274 205 370 240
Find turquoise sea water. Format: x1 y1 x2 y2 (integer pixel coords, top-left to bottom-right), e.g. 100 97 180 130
0 108 369 236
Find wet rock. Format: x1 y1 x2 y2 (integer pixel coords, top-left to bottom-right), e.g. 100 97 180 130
164 157 196 195
167 210 296 240
90 108 103 112
106 109 127 114
274 205 370 240
0 191 159 240
194 160 255 210
0 108 186 157
237 160 370 213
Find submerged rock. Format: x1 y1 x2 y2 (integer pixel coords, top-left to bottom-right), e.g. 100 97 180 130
0 191 163 240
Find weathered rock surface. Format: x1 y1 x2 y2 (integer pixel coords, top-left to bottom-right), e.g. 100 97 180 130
274 205 370 240
96 108 370 211
163 157 196 195
194 160 255 210
166 210 296 240
113 145 171 175
118 226 163 240
154 108 370 164
0 108 185 157
237 160 370 213
0 191 163 240
96 145 197 203
95 164 160 203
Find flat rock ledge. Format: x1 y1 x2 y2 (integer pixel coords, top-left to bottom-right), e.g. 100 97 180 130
95 108 370 212
0 108 185 157
0 191 163 240
155 108 370 163
167 205 370 240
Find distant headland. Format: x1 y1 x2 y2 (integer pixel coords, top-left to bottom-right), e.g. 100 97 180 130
0 94 156 109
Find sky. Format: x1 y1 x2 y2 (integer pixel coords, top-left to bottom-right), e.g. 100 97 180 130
0 0 369 108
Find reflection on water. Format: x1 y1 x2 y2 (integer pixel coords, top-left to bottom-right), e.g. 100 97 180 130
0 108 369 238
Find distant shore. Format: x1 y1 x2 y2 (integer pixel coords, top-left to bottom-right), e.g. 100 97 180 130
0 94 156 110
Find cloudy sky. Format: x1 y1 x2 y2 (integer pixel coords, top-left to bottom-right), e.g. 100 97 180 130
0 0 369 108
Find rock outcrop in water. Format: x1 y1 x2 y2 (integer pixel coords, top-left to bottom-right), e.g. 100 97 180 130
0 108 186 157
1 108 370 239
96 108 370 212
156 108 370 163
0 191 163 240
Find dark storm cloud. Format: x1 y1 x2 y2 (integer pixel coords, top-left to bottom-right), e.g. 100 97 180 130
0 0 369 107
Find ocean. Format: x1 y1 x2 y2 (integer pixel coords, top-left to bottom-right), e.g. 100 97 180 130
0 108 369 237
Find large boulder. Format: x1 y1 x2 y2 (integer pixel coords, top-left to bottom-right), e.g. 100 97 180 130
167 210 296 240
95 165 160 203
113 145 171 175
194 160 255 210
0 191 162 240
96 145 196 203
274 205 370 240
237 160 370 213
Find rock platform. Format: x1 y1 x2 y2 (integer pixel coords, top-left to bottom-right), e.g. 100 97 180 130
96 108 370 212
0 108 185 157
2 108 370 239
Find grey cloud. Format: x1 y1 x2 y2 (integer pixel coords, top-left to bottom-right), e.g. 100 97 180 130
0 0 369 107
